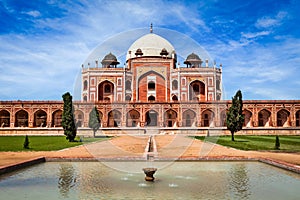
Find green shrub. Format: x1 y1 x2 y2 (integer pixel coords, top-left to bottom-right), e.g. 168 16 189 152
275 136 280 150
23 135 30 149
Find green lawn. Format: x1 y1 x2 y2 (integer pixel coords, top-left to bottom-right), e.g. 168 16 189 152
0 136 108 151
194 135 300 151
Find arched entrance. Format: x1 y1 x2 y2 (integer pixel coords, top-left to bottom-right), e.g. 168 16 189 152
182 109 196 127
172 95 178 101
98 81 114 101
277 109 290 127
164 109 177 127
202 109 214 127
220 110 227 127
15 110 28 127
148 95 155 101
146 110 158 126
34 110 47 127
296 110 300 127
107 110 121 127
126 110 140 127
189 80 205 101
52 110 62 127
0 110 10 127
74 110 84 128
243 110 252 127
258 109 271 127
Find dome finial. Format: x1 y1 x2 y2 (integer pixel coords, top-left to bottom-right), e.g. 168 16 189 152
150 23 153 33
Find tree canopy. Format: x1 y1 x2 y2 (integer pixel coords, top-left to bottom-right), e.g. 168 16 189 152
62 92 77 142
226 90 244 141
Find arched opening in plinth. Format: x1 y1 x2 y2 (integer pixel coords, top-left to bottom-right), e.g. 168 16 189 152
34 110 47 127
189 80 205 101
15 110 28 127
52 110 62 127
182 109 196 127
126 109 140 127
74 110 84 128
0 110 10 127
146 110 158 126
296 110 300 127
243 109 252 127
258 109 271 127
277 109 290 127
164 109 177 127
202 109 214 127
107 109 121 127
220 110 227 127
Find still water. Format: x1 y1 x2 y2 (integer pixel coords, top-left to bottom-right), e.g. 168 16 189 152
0 161 299 200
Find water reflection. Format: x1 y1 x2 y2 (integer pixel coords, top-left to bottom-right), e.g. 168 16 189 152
229 163 251 199
57 163 77 198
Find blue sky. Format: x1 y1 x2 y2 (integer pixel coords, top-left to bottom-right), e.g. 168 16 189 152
0 0 299 100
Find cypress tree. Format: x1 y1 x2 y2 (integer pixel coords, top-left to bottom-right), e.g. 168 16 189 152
226 90 244 141
89 106 101 137
62 92 77 142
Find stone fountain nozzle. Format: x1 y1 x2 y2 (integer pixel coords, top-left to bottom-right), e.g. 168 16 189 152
143 168 157 181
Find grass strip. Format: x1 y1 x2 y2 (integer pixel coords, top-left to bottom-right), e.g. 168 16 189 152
0 136 109 151
194 135 300 151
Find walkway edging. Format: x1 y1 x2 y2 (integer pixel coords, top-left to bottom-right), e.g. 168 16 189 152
0 157 45 175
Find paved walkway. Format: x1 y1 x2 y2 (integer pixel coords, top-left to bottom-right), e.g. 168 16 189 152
1 135 300 168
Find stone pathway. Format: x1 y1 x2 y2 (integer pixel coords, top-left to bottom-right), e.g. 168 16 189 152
1 135 300 169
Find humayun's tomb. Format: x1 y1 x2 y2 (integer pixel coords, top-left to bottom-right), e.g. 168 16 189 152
1 26 300 136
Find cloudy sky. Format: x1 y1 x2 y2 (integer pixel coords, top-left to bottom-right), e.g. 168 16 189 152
0 0 299 100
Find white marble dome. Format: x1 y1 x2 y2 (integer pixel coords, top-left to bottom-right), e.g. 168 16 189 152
126 33 175 61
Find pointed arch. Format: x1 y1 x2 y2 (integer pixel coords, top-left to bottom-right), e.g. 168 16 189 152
107 109 121 127
126 109 140 127
258 109 272 127
148 95 155 101
15 110 28 127
202 109 214 127
98 80 114 101
182 109 196 127
164 109 177 127
296 110 300 127
74 110 84 128
243 109 252 127
220 110 227 127
125 80 131 91
277 109 290 127
52 110 62 127
189 80 205 101
145 110 158 126
172 95 178 101
0 110 10 127
172 80 178 90
34 110 47 127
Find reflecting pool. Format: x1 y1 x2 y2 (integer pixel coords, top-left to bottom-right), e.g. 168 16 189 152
0 161 299 199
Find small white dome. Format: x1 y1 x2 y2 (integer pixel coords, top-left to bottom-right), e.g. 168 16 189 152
126 33 175 61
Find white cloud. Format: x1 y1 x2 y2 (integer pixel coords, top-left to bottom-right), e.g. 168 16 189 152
255 11 288 29
241 31 271 39
24 10 41 17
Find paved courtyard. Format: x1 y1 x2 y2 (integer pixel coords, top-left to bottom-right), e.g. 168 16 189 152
0 135 300 169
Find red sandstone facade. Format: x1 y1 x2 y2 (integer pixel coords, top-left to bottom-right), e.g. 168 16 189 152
1 30 300 131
